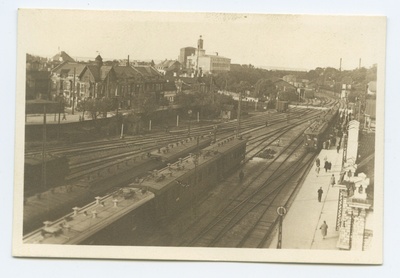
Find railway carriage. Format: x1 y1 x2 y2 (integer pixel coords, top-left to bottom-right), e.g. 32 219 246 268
304 107 339 151
137 137 247 221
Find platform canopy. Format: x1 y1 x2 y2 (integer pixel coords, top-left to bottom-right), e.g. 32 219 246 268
25 100 64 114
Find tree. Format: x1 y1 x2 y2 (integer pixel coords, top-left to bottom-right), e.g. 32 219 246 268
76 97 115 121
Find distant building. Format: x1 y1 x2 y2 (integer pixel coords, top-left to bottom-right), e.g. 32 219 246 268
185 36 230 75
179 47 196 67
78 55 116 99
52 51 75 63
155 60 182 76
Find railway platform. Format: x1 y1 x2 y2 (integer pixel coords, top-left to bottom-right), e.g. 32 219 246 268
269 147 344 249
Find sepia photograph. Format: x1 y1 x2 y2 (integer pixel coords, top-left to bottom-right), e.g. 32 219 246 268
12 8 386 264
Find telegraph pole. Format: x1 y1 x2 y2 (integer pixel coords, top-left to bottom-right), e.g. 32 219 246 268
72 67 76 115
236 92 242 138
42 104 47 191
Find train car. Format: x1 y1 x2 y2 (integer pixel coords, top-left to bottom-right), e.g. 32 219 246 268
22 137 247 245
136 137 247 221
304 107 339 151
24 155 70 196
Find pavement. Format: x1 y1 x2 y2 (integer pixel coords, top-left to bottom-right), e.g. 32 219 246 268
269 147 344 249
25 110 110 125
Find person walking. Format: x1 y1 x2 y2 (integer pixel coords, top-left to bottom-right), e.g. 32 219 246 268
337 144 340 153
317 187 323 202
330 174 336 186
315 165 320 177
315 158 320 167
324 161 329 173
320 221 328 239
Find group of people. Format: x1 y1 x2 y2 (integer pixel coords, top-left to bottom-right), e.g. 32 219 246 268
314 156 334 176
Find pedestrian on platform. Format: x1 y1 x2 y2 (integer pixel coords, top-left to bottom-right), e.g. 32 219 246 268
347 169 352 179
239 170 244 183
62 113 67 120
315 166 320 176
317 187 323 202
327 139 331 149
330 174 336 186
328 161 332 171
324 161 329 173
337 145 340 153
320 221 328 239
316 158 320 167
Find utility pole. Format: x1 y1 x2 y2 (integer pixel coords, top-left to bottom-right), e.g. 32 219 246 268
72 67 76 115
236 91 242 138
339 58 342 71
359 58 362 69
42 104 47 191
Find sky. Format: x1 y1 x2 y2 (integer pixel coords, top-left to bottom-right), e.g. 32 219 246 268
19 10 385 71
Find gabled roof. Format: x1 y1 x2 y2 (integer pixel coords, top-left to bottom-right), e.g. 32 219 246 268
133 66 163 78
86 65 101 82
100 66 113 80
156 60 181 70
114 66 142 80
52 51 75 62
52 62 87 76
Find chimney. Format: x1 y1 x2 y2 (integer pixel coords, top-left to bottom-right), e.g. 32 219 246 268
127 55 130 67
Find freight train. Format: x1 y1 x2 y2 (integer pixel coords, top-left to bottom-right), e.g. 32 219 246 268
23 136 247 245
303 106 339 151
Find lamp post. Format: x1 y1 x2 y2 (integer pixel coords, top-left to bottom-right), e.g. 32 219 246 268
276 206 286 249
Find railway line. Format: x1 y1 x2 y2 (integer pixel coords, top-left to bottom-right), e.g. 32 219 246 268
131 100 343 247
177 116 315 247
22 93 343 243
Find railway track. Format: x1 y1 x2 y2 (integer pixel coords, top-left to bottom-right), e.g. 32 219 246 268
175 113 318 247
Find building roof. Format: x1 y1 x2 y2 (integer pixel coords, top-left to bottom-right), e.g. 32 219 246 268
52 62 87 76
202 54 230 60
156 60 180 69
86 65 101 82
114 66 142 80
133 66 163 78
100 66 113 80
52 51 75 63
